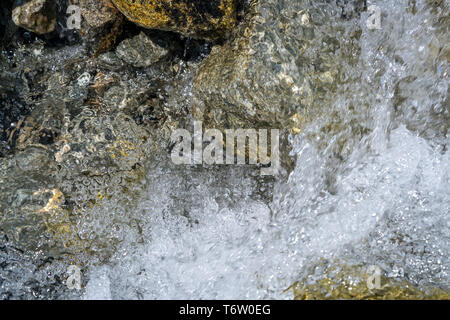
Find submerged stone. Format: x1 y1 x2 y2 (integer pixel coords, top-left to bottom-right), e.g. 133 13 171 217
290 262 450 300
116 32 169 68
111 0 237 39
193 0 364 129
97 52 126 71
0 41 163 261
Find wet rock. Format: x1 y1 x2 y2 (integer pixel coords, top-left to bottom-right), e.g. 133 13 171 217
193 0 362 129
68 0 120 53
0 102 157 258
0 88 31 157
79 0 117 28
15 146 53 172
111 0 237 40
12 0 57 35
49 109 158 263
0 42 52 156
57 111 152 178
0 39 172 263
291 261 450 300
0 146 62 254
0 43 163 260
102 77 162 113
0 2 177 296
116 32 169 68
97 52 125 71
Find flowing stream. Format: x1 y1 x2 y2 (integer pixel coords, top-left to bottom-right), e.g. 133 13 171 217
0 0 448 300
82 0 450 299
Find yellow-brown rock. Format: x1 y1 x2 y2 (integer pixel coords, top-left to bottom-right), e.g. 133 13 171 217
111 0 237 39
289 263 450 300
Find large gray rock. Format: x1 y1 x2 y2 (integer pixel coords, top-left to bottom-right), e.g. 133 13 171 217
193 0 365 130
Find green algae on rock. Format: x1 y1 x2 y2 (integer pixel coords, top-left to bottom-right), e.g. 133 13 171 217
111 0 237 39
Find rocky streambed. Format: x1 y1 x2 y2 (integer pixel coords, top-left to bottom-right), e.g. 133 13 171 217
0 0 449 299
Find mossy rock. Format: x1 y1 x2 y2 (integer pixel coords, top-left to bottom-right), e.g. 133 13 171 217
289 262 450 300
111 0 237 39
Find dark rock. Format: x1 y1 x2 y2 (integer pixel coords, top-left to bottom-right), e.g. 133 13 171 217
0 0 18 44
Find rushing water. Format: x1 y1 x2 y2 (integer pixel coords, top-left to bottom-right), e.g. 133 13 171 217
81 0 449 299
1 0 448 299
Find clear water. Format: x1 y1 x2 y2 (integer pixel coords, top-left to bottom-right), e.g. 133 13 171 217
82 0 449 299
